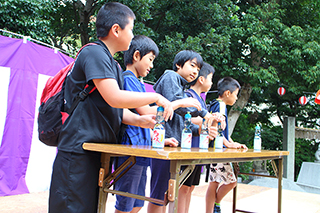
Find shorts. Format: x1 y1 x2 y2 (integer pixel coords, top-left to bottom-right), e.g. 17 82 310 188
182 165 202 187
49 150 101 213
150 159 170 205
114 157 147 212
209 163 236 184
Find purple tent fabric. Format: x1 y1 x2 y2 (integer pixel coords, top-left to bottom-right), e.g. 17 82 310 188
0 35 73 196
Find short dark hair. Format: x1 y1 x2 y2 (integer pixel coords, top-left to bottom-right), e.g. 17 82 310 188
217 77 241 96
172 50 203 71
189 62 215 86
123 35 159 66
96 2 136 38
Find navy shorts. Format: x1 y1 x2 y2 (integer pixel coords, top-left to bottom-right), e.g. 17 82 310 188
114 157 147 212
149 159 170 205
182 165 202 187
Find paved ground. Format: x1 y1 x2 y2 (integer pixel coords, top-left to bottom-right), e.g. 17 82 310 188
1 181 320 213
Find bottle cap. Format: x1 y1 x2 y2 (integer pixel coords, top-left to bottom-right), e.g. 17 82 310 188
158 106 164 111
185 112 191 119
255 125 260 130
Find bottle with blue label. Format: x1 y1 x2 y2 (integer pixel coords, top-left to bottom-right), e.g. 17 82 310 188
181 112 192 149
199 118 209 149
214 122 223 149
152 106 165 148
253 124 261 150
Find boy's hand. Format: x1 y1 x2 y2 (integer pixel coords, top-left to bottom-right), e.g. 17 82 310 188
137 114 156 129
234 142 248 149
155 94 174 121
164 137 179 147
208 125 218 140
205 112 226 129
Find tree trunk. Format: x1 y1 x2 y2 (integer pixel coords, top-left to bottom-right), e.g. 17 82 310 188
228 82 252 136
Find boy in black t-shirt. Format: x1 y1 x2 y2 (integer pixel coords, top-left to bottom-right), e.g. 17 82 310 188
48 3 174 213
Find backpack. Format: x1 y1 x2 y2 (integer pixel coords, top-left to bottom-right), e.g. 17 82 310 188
37 43 97 146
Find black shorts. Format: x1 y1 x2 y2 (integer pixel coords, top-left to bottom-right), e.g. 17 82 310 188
49 150 101 213
182 165 202 187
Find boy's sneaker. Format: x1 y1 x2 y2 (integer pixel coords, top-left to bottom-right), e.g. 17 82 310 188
214 205 221 213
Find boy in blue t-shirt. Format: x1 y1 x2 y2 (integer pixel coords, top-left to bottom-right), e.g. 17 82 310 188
115 35 202 213
148 51 224 213
205 77 247 213
178 62 217 213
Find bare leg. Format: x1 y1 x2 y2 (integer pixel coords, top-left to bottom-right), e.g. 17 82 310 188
178 185 194 213
205 182 219 213
185 185 195 213
147 202 166 213
215 182 237 203
131 207 142 213
115 207 142 213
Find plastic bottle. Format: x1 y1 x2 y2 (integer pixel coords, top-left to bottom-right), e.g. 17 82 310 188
253 124 261 150
199 118 209 149
181 112 192 149
214 122 223 149
152 106 165 148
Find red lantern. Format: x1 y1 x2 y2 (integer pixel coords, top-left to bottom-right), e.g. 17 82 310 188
299 96 307 105
277 87 286 96
315 90 320 105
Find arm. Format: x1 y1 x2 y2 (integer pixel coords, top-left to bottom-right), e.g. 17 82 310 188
135 97 202 119
122 108 156 129
93 78 173 120
223 137 248 149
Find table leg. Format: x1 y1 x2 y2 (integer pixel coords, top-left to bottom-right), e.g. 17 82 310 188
97 153 110 213
278 158 283 213
232 185 237 213
168 160 181 213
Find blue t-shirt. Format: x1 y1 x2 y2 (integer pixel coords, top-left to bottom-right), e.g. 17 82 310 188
209 99 229 145
120 70 151 166
185 89 207 147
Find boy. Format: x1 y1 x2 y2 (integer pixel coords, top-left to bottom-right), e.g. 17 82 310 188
114 35 202 213
48 3 173 213
178 62 216 213
148 50 223 213
205 77 248 213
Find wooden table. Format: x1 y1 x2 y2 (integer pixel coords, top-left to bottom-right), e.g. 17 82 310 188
82 143 289 213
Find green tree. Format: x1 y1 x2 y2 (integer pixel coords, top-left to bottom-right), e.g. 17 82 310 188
2 0 320 178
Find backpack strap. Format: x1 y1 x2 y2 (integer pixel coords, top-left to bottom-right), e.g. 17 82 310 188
66 84 96 114
65 43 98 115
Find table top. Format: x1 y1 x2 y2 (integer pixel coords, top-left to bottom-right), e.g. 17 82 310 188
83 143 289 161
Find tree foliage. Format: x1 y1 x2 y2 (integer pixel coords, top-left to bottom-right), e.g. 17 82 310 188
1 0 320 179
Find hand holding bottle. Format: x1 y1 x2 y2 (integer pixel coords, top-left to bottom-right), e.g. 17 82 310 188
204 112 226 130
155 94 174 121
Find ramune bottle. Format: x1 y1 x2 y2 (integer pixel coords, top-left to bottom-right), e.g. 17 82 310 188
214 122 223 149
199 118 209 149
152 106 165 148
253 124 261 150
181 112 192 149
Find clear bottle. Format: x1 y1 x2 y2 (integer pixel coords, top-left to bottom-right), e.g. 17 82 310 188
181 112 192 149
199 118 209 149
214 122 223 149
152 106 165 148
253 124 261 150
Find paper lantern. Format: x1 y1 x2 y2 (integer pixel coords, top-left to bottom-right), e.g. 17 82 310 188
277 87 286 96
299 96 307 105
315 90 320 105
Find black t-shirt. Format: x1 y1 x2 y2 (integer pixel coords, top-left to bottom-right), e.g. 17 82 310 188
58 40 124 154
